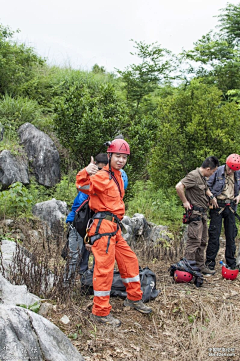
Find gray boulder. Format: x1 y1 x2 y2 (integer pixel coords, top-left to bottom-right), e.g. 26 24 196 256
0 305 84 361
0 239 55 295
122 213 173 245
32 198 68 235
0 149 29 190
149 224 170 243
1 239 19 273
0 273 40 306
18 122 60 187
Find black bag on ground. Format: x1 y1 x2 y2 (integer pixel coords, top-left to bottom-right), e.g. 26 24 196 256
81 267 160 302
110 270 127 299
73 197 94 238
80 269 94 295
80 269 127 297
140 267 160 302
169 258 204 287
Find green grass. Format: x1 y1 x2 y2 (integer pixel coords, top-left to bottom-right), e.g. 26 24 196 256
126 180 183 231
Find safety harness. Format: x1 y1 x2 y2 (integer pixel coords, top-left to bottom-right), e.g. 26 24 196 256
216 199 240 221
85 212 121 253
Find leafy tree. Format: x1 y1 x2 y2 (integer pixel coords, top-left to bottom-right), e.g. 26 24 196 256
92 64 106 74
116 40 174 112
217 2 240 43
182 31 235 64
53 72 160 185
180 4 240 94
53 82 128 166
0 24 45 96
181 31 240 94
148 80 240 188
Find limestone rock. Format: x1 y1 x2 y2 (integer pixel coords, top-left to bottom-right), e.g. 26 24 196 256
32 198 67 235
18 122 60 187
0 305 84 361
0 149 29 190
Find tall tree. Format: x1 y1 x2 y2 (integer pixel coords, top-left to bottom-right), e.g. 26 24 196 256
217 2 240 43
181 3 240 94
148 80 240 188
116 40 174 112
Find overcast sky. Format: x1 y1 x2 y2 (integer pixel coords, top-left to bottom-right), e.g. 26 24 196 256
1 0 239 73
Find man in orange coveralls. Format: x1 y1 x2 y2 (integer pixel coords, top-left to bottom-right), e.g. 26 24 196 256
76 139 152 327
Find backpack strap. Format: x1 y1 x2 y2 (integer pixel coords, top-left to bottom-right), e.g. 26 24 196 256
75 196 89 213
103 170 122 197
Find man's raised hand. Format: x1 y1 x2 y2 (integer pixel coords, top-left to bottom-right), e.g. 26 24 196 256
86 156 98 175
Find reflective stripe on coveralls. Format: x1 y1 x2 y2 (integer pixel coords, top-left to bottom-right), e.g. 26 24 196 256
94 290 111 297
121 275 140 283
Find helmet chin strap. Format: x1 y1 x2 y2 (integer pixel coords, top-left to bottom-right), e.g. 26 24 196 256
108 153 114 180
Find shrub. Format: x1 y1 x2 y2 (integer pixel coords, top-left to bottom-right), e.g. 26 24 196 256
0 182 33 217
126 180 183 230
0 95 46 141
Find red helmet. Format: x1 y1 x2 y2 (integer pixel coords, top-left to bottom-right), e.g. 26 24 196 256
107 139 130 155
222 266 239 280
174 270 193 283
226 154 240 171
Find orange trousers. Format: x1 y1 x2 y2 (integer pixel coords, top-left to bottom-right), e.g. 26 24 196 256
89 218 143 316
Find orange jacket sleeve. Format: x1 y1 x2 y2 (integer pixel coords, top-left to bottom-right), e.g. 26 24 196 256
76 168 91 194
76 167 112 195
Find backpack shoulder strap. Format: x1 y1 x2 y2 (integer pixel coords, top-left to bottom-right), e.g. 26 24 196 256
76 196 89 212
103 170 122 197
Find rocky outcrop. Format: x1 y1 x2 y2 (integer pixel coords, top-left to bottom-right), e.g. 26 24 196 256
122 213 173 245
30 204 172 246
0 273 40 306
0 305 84 361
0 239 55 296
0 239 85 360
18 122 60 187
0 149 29 190
32 198 68 235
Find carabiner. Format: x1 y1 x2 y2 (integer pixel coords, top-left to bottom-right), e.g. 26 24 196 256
84 229 91 244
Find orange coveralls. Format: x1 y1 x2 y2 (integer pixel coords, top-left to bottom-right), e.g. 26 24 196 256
76 165 143 316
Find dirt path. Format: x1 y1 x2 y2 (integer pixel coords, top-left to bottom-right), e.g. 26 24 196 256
49 245 240 361
5 219 239 361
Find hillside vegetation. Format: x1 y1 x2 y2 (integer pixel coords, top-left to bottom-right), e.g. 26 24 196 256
1 4 240 226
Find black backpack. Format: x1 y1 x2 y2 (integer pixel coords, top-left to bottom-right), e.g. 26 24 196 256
73 197 94 238
81 267 160 303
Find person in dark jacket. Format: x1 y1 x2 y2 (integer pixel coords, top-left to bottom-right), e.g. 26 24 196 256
205 154 240 270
